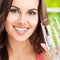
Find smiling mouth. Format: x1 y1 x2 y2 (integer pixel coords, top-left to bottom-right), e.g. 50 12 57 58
13 26 29 35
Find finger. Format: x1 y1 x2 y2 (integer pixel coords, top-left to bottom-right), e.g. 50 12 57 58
41 43 48 52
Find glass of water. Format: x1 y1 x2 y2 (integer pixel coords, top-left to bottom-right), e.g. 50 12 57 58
41 17 60 60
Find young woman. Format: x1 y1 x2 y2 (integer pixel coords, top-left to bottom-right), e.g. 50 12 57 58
0 0 51 60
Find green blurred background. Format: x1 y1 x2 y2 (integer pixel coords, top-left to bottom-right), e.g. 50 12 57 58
46 0 60 23
46 0 60 8
46 0 60 45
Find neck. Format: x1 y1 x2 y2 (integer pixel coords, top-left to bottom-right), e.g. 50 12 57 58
7 38 35 56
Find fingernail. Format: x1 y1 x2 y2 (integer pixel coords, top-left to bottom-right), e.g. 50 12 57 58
41 43 45 46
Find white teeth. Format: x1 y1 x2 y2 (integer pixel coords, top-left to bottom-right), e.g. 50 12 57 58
15 27 27 31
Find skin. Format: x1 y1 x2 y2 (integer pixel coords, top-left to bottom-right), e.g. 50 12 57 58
5 0 39 60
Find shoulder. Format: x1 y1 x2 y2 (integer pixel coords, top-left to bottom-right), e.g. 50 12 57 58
37 52 52 60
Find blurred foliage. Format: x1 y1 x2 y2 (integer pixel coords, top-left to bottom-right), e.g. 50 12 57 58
46 0 60 45
48 13 60 45
46 0 60 23
46 0 60 8
48 13 60 23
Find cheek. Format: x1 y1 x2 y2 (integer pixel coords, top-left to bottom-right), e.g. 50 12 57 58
28 17 38 27
5 14 16 29
6 13 19 23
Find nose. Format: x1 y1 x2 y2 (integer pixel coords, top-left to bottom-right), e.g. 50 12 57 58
17 14 26 24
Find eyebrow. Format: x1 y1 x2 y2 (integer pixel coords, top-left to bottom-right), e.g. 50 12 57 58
11 6 20 10
28 9 38 11
11 6 38 11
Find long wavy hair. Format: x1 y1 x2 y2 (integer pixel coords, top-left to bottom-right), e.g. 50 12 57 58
0 0 12 60
0 0 48 60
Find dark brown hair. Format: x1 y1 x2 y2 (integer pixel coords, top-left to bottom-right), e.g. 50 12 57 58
29 0 48 53
0 0 12 60
0 0 48 60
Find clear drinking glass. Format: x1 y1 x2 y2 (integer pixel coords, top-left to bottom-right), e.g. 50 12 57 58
41 17 60 60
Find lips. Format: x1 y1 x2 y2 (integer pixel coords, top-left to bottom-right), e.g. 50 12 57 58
13 26 29 35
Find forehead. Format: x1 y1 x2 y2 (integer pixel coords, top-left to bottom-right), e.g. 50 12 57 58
12 0 39 9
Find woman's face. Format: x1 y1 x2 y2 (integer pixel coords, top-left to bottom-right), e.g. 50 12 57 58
5 0 39 41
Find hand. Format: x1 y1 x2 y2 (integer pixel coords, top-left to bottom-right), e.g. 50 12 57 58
41 43 60 60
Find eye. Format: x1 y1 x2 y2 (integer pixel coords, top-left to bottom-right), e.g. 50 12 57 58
10 8 19 13
28 11 36 15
